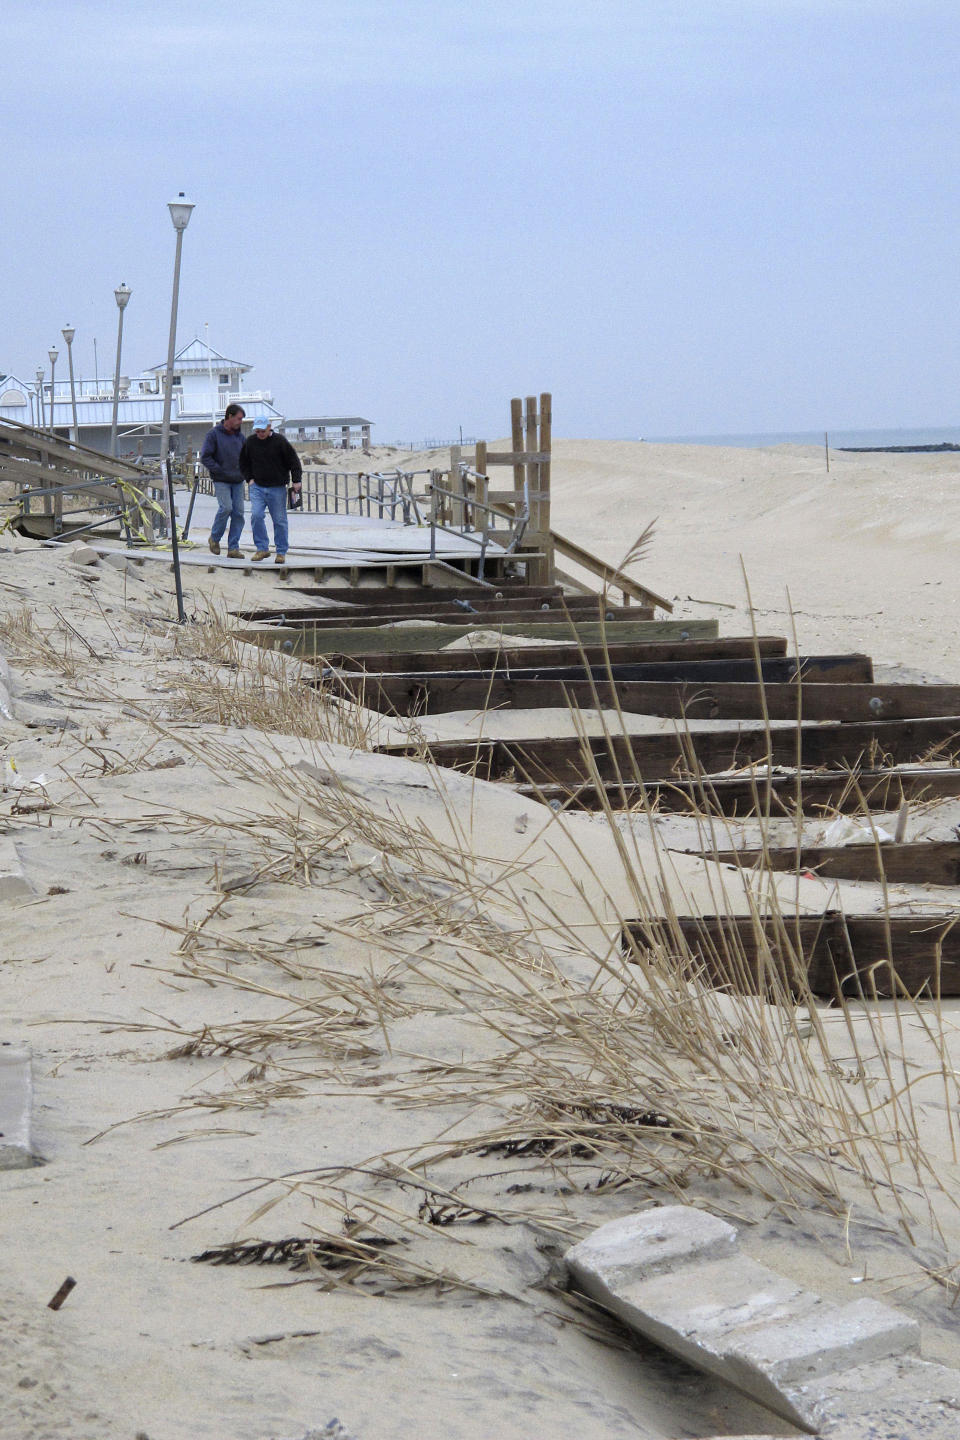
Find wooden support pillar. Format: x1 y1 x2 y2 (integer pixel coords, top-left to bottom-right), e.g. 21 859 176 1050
537 390 553 584
449 444 461 526
510 397 524 521
474 440 488 539
341 425 350 450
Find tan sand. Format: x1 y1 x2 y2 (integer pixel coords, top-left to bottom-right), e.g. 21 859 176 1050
3 440 960 1439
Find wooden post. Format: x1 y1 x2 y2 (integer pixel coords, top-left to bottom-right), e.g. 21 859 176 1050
449 444 461 526
538 391 553 584
474 440 488 539
525 395 541 582
510 397 524 523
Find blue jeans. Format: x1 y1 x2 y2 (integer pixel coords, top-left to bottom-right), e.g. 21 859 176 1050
250 483 288 555
211 481 245 550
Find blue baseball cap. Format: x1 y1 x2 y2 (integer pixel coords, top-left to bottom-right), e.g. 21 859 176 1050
252 415 271 430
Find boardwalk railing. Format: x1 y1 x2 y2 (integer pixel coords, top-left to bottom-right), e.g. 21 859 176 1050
1 415 160 543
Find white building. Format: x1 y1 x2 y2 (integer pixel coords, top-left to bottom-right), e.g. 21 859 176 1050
0 339 283 457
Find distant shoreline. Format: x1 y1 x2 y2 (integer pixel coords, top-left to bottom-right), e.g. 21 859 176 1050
838 442 960 453
648 425 960 450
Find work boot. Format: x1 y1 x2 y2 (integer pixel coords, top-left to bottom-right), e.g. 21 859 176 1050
208 538 221 555
274 553 286 564
251 550 270 562
227 548 245 559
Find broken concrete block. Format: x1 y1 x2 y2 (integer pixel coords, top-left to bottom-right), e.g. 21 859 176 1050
0 837 31 899
809 1353 960 1438
101 551 131 572
67 543 99 566
725 1295 919 1389
564 1204 738 1289
0 1044 36 1169
565 1206 928 1433
0 650 12 720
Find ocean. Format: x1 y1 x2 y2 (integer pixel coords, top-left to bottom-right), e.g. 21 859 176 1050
645 426 960 450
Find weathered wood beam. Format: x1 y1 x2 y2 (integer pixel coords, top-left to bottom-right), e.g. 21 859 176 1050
621 913 960 999
517 767 960 815
700 841 960 887
381 714 960 784
294 618 720 657
338 656 876 714
326 635 790 674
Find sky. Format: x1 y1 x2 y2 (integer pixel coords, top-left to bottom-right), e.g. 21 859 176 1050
5 0 960 440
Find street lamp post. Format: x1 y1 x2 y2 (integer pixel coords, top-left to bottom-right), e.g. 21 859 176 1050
61 326 79 443
158 193 195 530
109 283 132 457
47 347 59 435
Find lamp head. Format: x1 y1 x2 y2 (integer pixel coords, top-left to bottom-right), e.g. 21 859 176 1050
167 192 195 231
48 347 59 365
115 282 132 311
61 326 75 345
35 367 44 384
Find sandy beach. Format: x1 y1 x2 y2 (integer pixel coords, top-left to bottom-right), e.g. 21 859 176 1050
3 439 960 1440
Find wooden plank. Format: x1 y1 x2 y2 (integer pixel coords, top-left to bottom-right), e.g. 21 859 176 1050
233 592 625 623
550 530 672 612
328 635 789 674
0 424 148 482
382 715 960 784
510 397 525 506
0 452 121 501
299 618 720 657
517 768 960 815
283 583 566 605
485 451 551 465
539 390 553 587
701 841 960 887
621 913 960 999
339 656 876 714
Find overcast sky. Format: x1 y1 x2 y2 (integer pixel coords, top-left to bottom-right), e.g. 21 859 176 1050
5 0 959 440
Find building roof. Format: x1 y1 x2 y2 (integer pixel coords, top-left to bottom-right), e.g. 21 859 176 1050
145 337 252 376
286 416 373 427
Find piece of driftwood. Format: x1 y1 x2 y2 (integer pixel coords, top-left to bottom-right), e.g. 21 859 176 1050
622 912 960 999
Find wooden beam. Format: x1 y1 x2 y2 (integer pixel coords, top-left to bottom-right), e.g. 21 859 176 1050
300 617 720 657
381 715 960 784
699 841 960 887
621 913 960 999
550 529 672 612
517 767 960 815
484 451 551 465
327 635 790 674
337 656 877 714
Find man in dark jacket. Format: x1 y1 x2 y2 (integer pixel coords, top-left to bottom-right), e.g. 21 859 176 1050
199 403 246 558
239 417 302 563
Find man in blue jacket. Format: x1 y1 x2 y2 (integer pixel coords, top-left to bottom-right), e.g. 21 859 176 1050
199 404 246 558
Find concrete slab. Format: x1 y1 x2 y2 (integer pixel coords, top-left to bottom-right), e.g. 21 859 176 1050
0 1044 37 1169
0 837 31 899
565 1206 943 1434
0 648 13 720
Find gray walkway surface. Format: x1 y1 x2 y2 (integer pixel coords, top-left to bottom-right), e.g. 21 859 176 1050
87 493 506 572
